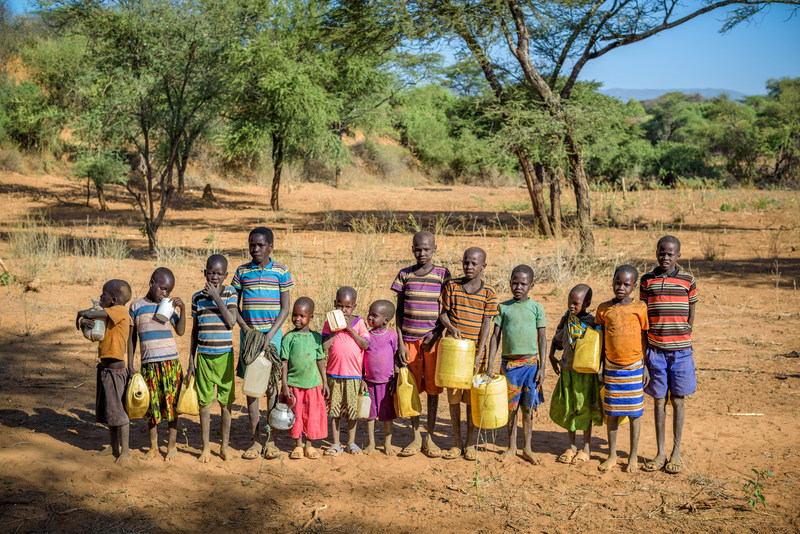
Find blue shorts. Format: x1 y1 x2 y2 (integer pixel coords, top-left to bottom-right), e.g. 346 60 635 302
644 347 696 398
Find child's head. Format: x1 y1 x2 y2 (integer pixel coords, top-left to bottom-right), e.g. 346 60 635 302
204 254 228 287
510 264 534 301
248 227 274 265
147 267 175 301
612 265 638 301
367 299 395 330
462 247 487 280
291 297 314 330
334 286 357 318
567 284 592 315
656 235 681 272
100 279 132 308
411 231 436 266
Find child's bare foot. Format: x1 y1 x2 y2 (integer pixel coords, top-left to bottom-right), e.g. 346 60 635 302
464 445 477 461
198 449 212 463
142 448 161 461
94 446 114 457
598 455 618 472
627 458 639 473
115 450 131 464
497 447 517 462
384 444 395 456
219 446 229 461
363 444 376 455
165 447 178 461
522 449 541 465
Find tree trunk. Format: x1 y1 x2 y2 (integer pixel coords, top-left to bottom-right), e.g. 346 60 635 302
549 167 562 237
271 134 284 211
334 166 342 188
177 163 186 195
96 184 108 211
516 148 552 236
86 176 91 207
565 144 594 256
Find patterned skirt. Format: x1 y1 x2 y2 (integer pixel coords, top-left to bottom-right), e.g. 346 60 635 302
602 359 644 418
141 359 183 425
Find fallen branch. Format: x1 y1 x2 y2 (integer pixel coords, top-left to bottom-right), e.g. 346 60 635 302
302 504 327 530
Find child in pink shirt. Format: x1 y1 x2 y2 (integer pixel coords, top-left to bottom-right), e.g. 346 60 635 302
322 286 370 455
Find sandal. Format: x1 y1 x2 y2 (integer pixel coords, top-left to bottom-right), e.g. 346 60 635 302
464 446 477 461
348 443 362 455
556 450 576 464
289 447 303 460
324 444 344 457
262 443 281 460
241 443 261 460
398 442 421 457
664 458 683 474
422 439 443 458
643 457 667 472
304 447 320 460
442 446 462 460
571 451 590 464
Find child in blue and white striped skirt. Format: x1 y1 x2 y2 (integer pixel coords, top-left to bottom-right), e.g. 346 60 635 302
594 265 650 473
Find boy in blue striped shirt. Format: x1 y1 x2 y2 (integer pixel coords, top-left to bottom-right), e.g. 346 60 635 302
189 254 239 463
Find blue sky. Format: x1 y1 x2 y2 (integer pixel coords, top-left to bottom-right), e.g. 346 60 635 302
6 0 800 95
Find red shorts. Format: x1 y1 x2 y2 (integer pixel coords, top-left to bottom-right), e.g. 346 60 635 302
406 339 442 396
289 385 328 441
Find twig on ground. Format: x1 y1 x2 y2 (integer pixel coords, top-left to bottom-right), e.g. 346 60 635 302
302 504 328 530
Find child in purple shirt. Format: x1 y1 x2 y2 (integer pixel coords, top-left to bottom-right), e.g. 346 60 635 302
363 300 398 455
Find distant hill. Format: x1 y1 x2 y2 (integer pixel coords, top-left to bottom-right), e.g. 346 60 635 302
600 87 748 102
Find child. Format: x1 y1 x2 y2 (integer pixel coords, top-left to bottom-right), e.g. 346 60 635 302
281 297 328 460
232 226 293 460
548 284 602 465
595 265 650 473
364 299 398 455
390 230 450 457
640 235 698 475
129 267 187 461
322 286 370 455
76 279 132 464
188 254 238 463
486 265 546 465
439 247 498 461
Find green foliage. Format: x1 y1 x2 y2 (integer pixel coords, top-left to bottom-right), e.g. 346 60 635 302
0 73 61 150
72 149 127 189
742 468 772 508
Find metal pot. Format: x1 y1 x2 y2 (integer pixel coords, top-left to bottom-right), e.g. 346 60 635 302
268 397 296 431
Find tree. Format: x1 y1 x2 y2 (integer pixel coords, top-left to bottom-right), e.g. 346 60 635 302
72 148 128 210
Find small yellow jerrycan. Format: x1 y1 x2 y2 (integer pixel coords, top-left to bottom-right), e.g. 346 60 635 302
573 327 601 373
435 337 475 389
125 373 150 419
470 374 509 429
393 367 421 418
176 375 200 416
599 386 628 426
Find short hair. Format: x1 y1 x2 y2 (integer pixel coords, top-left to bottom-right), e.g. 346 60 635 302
370 299 395 318
614 264 639 281
463 246 486 263
511 264 534 282
105 279 132 304
412 231 435 246
657 235 681 252
151 267 175 285
293 296 315 314
336 286 357 302
249 226 274 245
569 283 592 306
206 254 228 271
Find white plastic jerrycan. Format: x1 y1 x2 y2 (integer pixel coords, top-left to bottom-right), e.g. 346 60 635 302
242 351 272 398
82 300 106 342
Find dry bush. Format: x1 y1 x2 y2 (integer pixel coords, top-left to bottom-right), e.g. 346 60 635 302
700 233 724 261
9 213 64 285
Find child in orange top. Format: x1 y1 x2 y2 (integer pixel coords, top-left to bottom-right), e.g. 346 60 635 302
595 265 649 473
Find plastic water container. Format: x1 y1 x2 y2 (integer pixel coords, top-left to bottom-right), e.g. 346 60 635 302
326 309 347 332
470 374 509 429
573 327 601 373
125 373 150 419
154 297 175 324
600 385 629 426
176 375 199 416
393 367 421 417
357 390 371 419
242 352 272 398
435 337 475 389
82 300 107 342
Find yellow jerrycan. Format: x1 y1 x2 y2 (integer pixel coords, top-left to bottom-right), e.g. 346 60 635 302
394 367 421 418
599 386 628 426
125 373 150 419
435 337 475 389
470 374 509 429
572 327 601 373
176 375 200 416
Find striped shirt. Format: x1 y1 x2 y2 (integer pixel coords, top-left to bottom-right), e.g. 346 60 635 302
391 265 450 341
640 265 698 350
439 278 499 342
191 285 238 355
129 297 180 364
232 259 293 346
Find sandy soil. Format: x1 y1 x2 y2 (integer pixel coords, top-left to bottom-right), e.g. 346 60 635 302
1 172 799 533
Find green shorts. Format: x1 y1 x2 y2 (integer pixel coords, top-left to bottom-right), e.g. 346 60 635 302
196 351 236 406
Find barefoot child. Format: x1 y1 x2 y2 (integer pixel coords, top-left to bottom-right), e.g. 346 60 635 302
188 254 238 463
281 297 328 460
364 300 398 455
129 267 187 461
439 247 499 461
76 279 133 464
232 227 293 460
322 286 370 455
596 265 649 473
548 284 602 465
640 235 698 475
391 231 450 457
486 265 546 465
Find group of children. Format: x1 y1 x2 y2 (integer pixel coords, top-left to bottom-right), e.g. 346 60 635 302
78 228 697 474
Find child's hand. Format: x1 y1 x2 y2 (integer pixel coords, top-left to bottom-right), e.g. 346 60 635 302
359 381 367 395
421 332 437 351
322 382 330 400
487 368 495 379
204 282 220 299
397 344 410 365
186 361 195 378
170 296 185 310
642 365 650 388
449 327 462 339
534 366 544 387
549 354 561 376
282 385 292 402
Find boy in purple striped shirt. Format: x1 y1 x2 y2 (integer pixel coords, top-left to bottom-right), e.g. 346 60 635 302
391 231 450 457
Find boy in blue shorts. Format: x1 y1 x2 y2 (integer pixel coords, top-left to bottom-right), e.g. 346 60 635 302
188 254 239 463
486 265 547 465
233 227 293 459
640 235 698 475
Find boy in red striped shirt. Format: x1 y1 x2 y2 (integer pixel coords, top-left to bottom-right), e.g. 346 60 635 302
640 235 698 475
